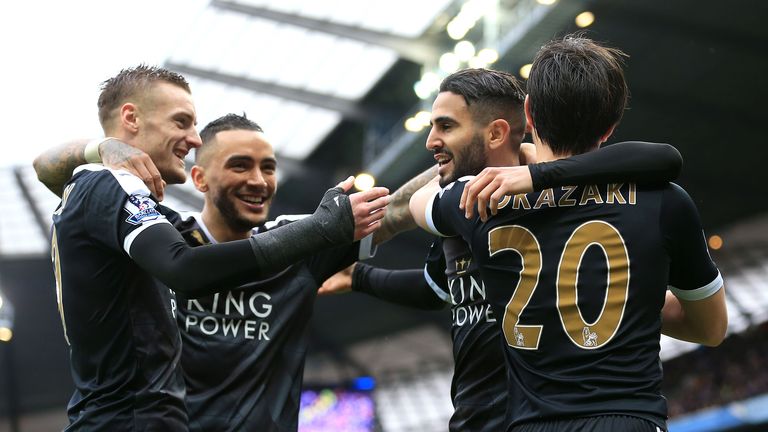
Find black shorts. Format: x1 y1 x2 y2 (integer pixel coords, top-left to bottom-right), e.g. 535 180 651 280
510 415 666 432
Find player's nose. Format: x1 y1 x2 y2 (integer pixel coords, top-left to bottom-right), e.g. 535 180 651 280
426 129 441 151
187 130 202 149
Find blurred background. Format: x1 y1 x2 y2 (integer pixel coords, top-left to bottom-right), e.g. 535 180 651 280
1 0 767 431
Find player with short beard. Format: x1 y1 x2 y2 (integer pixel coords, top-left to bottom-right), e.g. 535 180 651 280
412 37 727 432
321 68 685 431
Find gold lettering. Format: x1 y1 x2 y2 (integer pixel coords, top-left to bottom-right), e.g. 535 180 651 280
606 183 626 204
629 183 636 204
497 195 512 210
579 184 604 205
533 188 556 209
559 186 578 207
512 193 531 210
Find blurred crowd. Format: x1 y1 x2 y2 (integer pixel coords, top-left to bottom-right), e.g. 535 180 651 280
663 322 768 417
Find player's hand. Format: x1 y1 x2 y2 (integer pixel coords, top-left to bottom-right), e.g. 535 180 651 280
318 263 355 295
101 139 166 201
337 176 390 241
459 166 534 222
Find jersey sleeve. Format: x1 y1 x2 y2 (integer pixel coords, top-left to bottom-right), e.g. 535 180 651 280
423 238 451 303
351 263 446 310
305 243 361 284
83 169 172 254
265 215 361 283
423 178 474 239
528 141 682 190
661 183 723 300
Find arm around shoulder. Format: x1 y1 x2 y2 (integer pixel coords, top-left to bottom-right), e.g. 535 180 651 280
33 139 90 196
662 284 728 346
661 184 727 346
409 177 441 233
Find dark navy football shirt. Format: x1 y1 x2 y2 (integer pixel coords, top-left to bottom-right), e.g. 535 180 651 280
424 178 722 429
174 213 366 432
424 237 509 432
51 165 186 431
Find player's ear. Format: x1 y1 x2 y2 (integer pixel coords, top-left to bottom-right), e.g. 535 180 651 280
190 165 208 192
599 123 618 144
120 103 140 134
487 118 510 150
524 95 534 131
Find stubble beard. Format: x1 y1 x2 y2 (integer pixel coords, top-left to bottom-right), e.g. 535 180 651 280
439 132 488 187
214 192 265 233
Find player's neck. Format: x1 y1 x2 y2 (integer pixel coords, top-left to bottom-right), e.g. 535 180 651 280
534 143 567 163
532 127 606 162
200 206 252 242
487 146 520 168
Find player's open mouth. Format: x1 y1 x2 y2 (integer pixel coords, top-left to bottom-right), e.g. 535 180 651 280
173 149 188 164
435 155 452 175
238 194 269 210
434 154 451 166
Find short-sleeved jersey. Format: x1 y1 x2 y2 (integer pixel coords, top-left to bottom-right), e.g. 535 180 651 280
174 213 362 432
425 179 722 429
424 237 509 431
50 165 186 431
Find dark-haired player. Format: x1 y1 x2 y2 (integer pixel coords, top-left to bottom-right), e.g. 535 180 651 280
321 66 685 431
172 113 424 431
412 36 727 432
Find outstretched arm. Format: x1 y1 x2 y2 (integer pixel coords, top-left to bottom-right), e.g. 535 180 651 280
318 262 445 310
131 181 388 297
34 138 165 199
373 165 438 245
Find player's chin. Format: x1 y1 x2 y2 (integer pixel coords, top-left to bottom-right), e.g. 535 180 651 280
247 213 268 228
438 173 454 188
161 167 187 185
239 203 270 224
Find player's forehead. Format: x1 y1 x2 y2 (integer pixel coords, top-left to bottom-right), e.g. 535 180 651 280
213 129 275 161
431 91 471 122
146 82 197 120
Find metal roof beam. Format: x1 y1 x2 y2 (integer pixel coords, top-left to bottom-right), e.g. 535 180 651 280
12 168 50 240
211 0 440 64
166 62 368 121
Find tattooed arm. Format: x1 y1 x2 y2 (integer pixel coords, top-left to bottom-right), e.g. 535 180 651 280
33 139 165 199
373 165 438 245
33 139 90 197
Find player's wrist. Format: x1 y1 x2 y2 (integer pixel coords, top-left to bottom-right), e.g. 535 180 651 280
83 137 115 164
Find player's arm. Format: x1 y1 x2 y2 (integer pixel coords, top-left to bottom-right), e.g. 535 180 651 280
409 176 443 233
319 263 446 310
33 138 165 199
373 165 438 245
462 141 683 220
661 289 727 346
659 184 727 346
352 263 447 310
129 181 388 298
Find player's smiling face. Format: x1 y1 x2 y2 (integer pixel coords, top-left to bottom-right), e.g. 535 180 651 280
198 129 277 232
135 82 202 185
427 91 488 187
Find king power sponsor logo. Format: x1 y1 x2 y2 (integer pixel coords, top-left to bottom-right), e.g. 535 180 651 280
449 274 496 326
182 290 274 340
